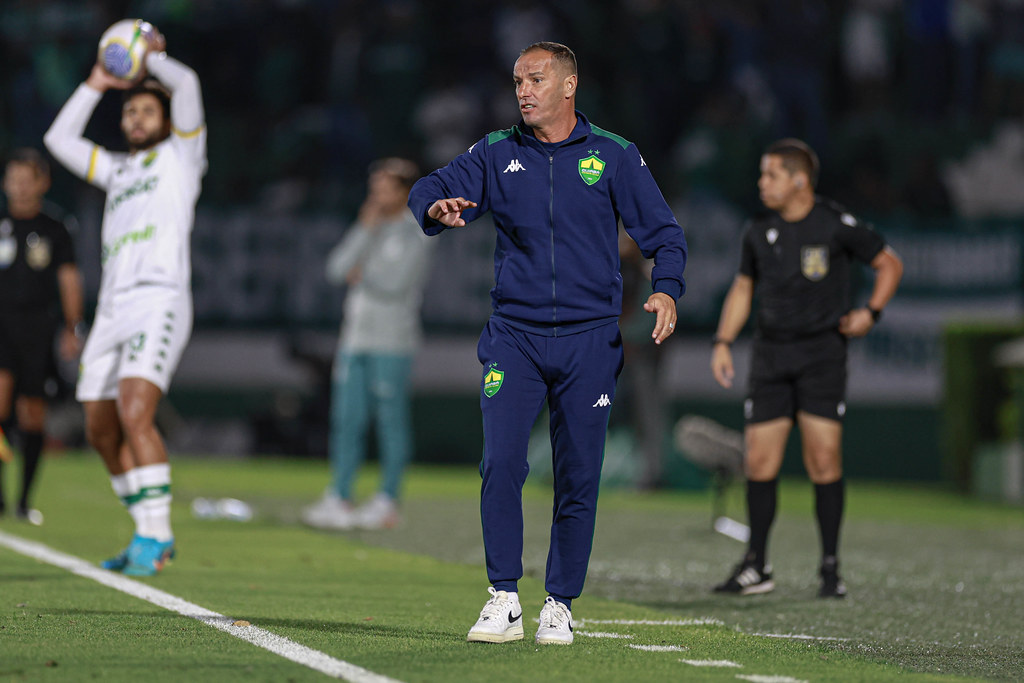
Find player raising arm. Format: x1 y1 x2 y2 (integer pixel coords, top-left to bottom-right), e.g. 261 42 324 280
44 22 206 576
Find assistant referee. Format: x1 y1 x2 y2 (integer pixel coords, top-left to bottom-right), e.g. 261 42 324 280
710 138 903 598
0 148 84 524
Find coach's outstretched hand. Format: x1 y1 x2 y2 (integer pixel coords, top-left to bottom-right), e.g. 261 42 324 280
427 197 477 227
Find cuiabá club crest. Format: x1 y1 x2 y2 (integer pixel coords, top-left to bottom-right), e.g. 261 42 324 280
578 154 605 185
483 364 504 398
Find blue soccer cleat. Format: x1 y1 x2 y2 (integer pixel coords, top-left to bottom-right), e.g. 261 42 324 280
122 536 176 576
101 534 141 571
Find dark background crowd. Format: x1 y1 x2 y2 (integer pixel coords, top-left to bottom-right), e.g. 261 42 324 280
2 0 1023 475
4 0 1024 224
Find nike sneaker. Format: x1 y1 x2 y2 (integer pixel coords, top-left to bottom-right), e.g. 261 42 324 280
535 596 574 645
466 587 524 643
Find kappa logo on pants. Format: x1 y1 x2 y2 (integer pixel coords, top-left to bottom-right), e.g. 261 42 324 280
592 394 611 408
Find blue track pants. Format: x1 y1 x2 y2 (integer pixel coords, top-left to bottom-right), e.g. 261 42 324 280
476 317 623 601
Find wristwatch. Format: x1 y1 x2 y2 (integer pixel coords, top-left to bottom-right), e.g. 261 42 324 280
711 335 732 347
867 306 883 322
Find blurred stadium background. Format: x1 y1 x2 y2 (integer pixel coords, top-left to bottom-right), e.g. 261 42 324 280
3 0 1023 500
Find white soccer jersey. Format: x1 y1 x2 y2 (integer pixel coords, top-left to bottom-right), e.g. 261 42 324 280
45 52 206 306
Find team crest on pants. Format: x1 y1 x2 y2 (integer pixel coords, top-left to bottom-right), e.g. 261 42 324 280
801 245 829 281
483 363 504 398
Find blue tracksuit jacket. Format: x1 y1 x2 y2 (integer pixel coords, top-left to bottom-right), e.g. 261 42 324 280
408 112 687 328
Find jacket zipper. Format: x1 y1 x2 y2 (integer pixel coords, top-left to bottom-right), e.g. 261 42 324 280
548 154 557 329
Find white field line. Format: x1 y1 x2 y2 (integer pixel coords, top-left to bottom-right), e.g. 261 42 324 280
575 617 725 627
628 644 689 652
576 630 634 639
752 632 850 642
735 676 808 683
0 530 402 683
680 659 743 668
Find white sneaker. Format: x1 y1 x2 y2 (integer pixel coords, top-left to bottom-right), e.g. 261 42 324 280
466 587 524 643
356 493 400 529
535 596 574 644
16 508 44 526
301 491 356 530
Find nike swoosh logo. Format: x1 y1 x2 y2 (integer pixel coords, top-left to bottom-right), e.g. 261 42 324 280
509 610 522 622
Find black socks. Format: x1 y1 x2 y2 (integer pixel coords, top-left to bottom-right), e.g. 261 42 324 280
814 478 845 559
746 478 778 567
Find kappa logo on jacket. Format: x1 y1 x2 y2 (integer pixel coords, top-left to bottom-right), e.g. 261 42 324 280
503 159 526 173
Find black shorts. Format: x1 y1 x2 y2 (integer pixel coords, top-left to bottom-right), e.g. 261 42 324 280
745 331 847 424
0 309 58 398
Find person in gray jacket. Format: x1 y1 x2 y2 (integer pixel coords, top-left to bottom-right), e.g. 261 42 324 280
303 158 435 530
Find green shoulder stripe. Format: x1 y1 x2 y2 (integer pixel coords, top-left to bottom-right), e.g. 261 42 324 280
487 127 517 145
590 125 630 149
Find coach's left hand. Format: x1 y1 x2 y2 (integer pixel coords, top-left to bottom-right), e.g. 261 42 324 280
645 292 677 345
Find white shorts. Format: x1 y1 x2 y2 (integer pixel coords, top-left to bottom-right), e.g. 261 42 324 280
77 285 193 401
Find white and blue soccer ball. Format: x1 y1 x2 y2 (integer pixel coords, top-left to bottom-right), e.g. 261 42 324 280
98 19 154 81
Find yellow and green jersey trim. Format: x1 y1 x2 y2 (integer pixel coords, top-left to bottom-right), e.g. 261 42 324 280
172 123 205 139
86 145 101 183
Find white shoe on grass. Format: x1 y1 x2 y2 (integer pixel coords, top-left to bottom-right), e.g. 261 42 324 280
466 587 524 643
16 507 44 526
356 493 400 529
535 596 574 644
301 491 356 530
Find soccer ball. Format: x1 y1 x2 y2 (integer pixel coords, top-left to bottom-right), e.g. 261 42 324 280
97 19 155 81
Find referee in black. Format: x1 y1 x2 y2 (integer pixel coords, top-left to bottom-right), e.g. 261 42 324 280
710 139 903 598
0 148 83 524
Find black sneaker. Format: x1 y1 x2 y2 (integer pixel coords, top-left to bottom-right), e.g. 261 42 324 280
818 557 847 598
713 560 775 595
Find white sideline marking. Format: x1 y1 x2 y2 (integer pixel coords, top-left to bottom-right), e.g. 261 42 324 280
753 632 849 642
0 531 402 683
576 617 724 627
736 676 807 683
681 659 742 668
628 644 689 652
576 630 634 639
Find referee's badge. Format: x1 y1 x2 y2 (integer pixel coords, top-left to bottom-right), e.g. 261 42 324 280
0 219 15 268
801 245 829 281
25 232 51 271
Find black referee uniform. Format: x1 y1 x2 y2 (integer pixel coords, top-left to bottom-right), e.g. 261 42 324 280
0 206 76 515
740 198 885 424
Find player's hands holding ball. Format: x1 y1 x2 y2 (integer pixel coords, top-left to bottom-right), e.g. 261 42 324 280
88 19 165 91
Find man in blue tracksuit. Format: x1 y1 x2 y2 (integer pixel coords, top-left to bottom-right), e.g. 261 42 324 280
408 42 687 645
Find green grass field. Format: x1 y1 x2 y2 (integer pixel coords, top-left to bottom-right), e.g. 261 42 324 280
1 452 1021 682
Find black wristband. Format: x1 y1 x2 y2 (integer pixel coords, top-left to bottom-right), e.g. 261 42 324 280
868 306 882 322
711 335 732 347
